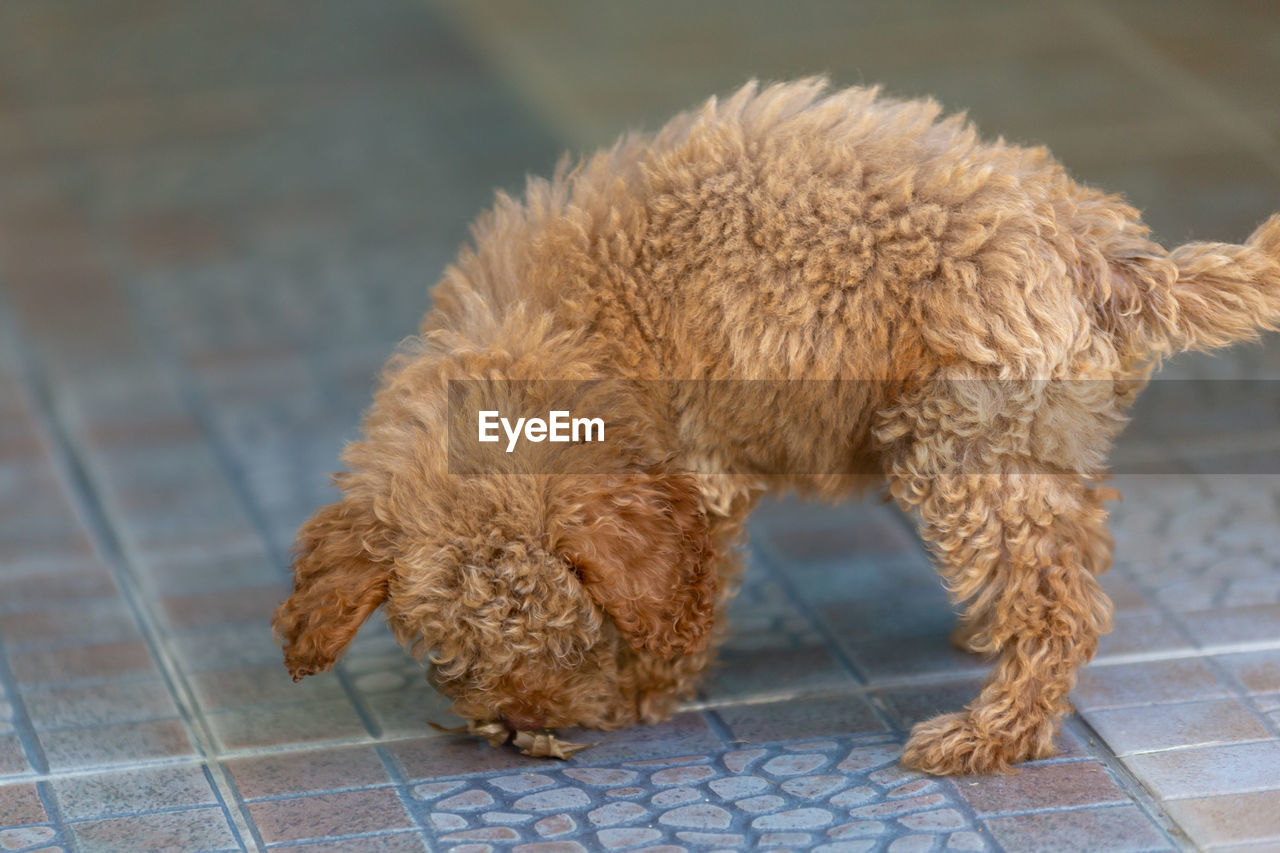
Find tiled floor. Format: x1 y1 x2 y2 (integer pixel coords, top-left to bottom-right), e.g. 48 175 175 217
1 1 1278 851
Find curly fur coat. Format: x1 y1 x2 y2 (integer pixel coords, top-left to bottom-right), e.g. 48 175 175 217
273 78 1280 774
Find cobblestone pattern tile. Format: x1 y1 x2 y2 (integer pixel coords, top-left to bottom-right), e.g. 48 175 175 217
402 737 1004 851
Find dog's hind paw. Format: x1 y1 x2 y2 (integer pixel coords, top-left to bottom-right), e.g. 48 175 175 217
901 711 1056 776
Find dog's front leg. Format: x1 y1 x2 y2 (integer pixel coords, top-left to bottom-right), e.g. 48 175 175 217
888 460 1114 775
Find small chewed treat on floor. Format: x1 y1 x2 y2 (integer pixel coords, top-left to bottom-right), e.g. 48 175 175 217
430 720 593 758
512 730 594 759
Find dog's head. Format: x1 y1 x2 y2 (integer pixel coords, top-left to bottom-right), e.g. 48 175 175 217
271 463 716 733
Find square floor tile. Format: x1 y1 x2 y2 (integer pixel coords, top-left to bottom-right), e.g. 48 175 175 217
1072 658 1232 710
170 623 283 673
762 514 921 563
1082 699 1271 755
358 683 461 739
188 664 346 712
71 806 238 852
702 644 856 701
872 679 985 731
557 712 724 764
803 571 950 637
118 506 263 560
54 764 217 820
1097 570 1159 612
1215 649 1280 695
1124 740 1280 800
0 600 143 650
983 804 1170 853
388 735 542 782
226 745 390 800
843 634 989 683
1180 604 1280 647
958 760 1130 816
278 833 428 852
39 718 194 771
0 563 119 611
158 584 286 630
1163 789 1280 849
719 602 820 649
246 787 412 845
7 640 158 685
205 698 368 751
1256 693 1280 714
0 515 95 564
135 543 279 596
713 694 885 744
22 678 180 729
1095 609 1195 659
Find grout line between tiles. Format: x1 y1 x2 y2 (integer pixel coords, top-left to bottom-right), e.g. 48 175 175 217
372 738 430 841
1115 735 1278 759
1089 638 1280 667
7 596 1271 781
1247 697 1280 742
0 309 56 786
971 799 1159 821
212 761 268 853
748 541 895 729
33 779 77 853
1064 715 1196 852
930 775 998 852
0 316 261 852
1196 652 1280 742
115 238 392 751
58 799 238 826
2 755 208 787
258 829 427 850
0 637 51 781
237 781 400 807
697 706 738 748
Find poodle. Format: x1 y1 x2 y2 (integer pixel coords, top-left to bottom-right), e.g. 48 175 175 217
272 78 1280 775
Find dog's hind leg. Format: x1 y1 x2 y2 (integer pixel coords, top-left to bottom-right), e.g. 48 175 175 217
882 423 1114 775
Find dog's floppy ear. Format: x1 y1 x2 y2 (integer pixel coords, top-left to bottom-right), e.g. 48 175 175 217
272 497 394 681
554 467 716 659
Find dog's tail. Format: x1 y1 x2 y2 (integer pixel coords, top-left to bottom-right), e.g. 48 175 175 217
1165 214 1280 352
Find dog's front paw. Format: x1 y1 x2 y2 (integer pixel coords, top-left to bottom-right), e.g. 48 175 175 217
901 711 1056 776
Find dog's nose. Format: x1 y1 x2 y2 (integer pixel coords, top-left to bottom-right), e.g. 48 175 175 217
502 711 546 732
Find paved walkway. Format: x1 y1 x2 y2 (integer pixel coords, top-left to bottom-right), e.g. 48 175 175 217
1 1 1279 851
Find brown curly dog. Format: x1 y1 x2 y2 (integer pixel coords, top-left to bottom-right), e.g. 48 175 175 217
272 78 1280 774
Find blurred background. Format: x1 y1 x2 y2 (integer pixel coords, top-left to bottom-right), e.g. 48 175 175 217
1 2 1279 851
